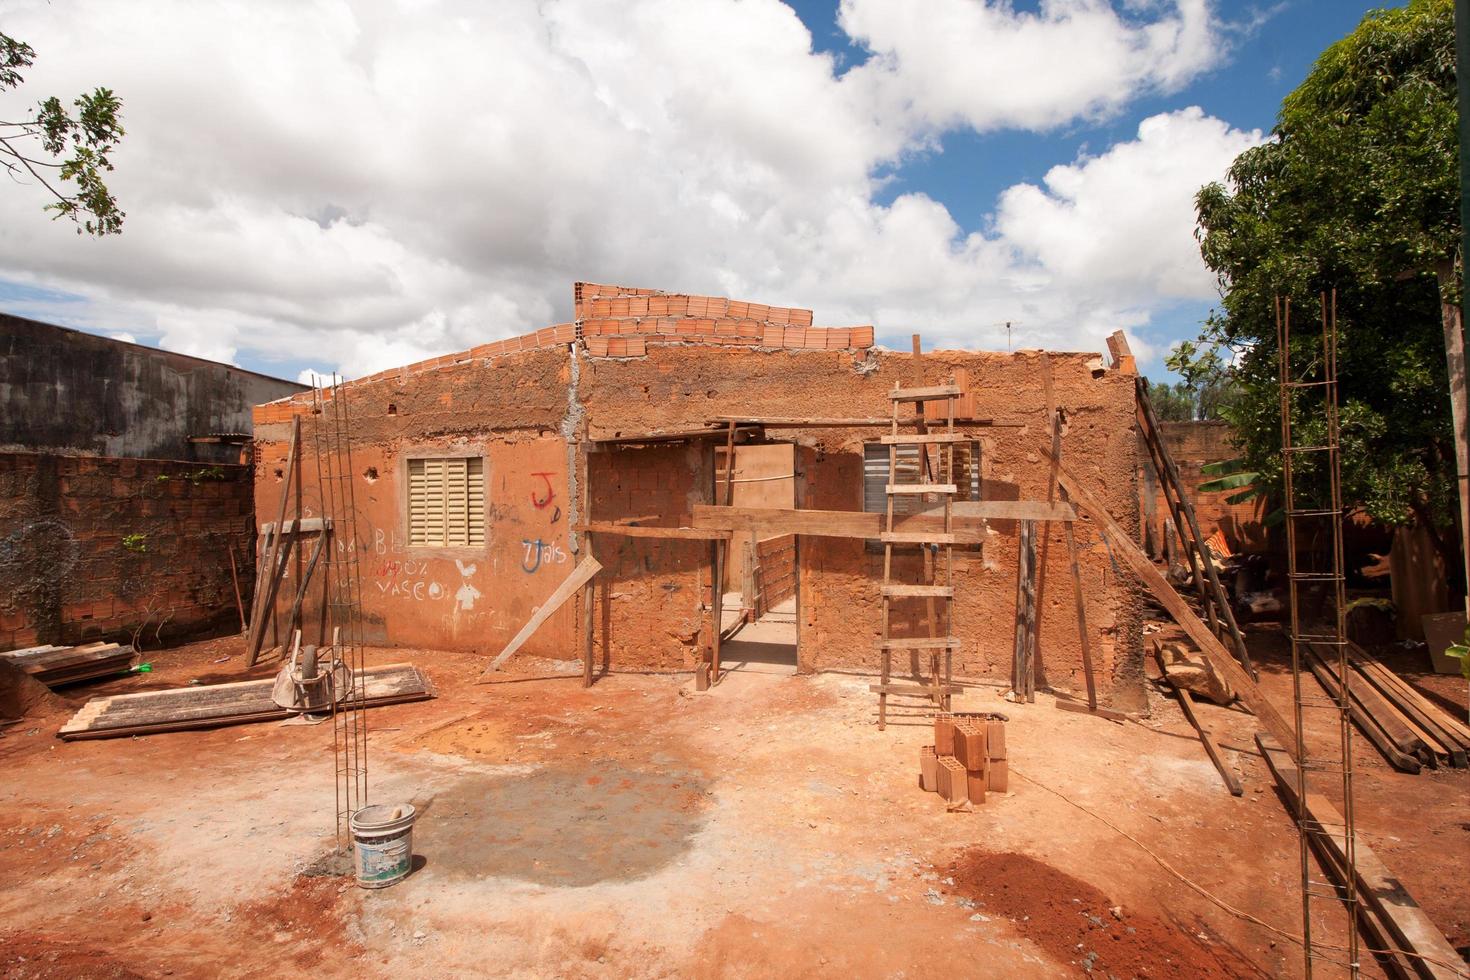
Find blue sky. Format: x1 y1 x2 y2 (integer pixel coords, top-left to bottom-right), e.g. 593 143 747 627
0 1 1396 384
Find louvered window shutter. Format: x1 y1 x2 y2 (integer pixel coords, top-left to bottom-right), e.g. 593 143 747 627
407 457 485 547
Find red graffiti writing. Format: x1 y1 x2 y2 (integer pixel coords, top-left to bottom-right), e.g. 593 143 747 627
530 471 556 509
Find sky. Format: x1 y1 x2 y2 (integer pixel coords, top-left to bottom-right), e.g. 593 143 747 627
0 0 1392 384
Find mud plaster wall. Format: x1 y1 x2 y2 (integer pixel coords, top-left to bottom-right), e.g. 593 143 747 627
253 349 579 657
254 343 1144 706
576 345 1143 706
0 452 254 651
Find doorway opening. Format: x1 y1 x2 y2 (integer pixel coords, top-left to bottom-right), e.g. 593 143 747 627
716 441 798 674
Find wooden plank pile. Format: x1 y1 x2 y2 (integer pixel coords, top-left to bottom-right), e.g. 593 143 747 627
57 663 433 740
1 643 136 687
1305 640 1470 773
1258 734 1466 979
920 712 1008 806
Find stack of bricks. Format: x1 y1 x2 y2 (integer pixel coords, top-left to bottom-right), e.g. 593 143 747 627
919 712 1008 806
574 281 873 355
257 280 879 409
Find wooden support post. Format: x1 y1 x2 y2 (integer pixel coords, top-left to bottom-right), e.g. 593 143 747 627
582 533 595 688
479 557 603 677
1050 452 1297 755
1042 356 1097 710
282 531 327 640
1013 520 1038 702
247 417 299 667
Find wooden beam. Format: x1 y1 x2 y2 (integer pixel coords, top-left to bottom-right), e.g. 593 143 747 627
478 557 603 678
889 385 962 401
881 433 972 444
707 416 892 428
1306 644 1427 771
690 502 1074 540
1257 734 1465 980
1012 519 1037 702
881 584 954 598
887 483 956 495
1048 453 1298 756
574 523 731 540
1156 651 1244 795
258 517 332 535
1053 698 1131 722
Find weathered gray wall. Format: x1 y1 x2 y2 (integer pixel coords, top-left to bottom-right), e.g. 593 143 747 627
0 313 304 462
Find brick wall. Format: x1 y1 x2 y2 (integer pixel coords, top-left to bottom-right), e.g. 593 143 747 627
0 452 253 651
1143 422 1267 555
250 282 1144 707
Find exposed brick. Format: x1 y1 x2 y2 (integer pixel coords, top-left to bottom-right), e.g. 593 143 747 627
851 326 875 348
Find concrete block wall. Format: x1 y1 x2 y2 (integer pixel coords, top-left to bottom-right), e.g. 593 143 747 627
0 452 253 651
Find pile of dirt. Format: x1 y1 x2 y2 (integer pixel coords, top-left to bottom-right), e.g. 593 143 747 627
0 932 147 979
0 659 70 723
942 850 1257 978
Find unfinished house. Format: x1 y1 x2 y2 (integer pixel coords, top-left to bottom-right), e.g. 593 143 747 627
252 282 1146 709
0 314 306 649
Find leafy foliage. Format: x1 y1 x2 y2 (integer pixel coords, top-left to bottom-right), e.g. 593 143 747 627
1192 0 1458 533
0 30 125 235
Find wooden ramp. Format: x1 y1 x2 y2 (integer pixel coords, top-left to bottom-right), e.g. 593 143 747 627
57 663 433 740
1 643 136 687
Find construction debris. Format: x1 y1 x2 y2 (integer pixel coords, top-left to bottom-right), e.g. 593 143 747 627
57 663 434 740
1151 636 1235 706
0 642 136 688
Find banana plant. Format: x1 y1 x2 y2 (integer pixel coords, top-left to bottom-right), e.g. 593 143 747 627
1198 458 1284 526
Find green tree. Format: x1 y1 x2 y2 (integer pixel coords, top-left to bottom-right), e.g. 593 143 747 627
1193 0 1463 582
1145 380 1197 422
0 30 124 235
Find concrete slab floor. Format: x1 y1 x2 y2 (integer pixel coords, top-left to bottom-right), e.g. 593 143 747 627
0 630 1465 978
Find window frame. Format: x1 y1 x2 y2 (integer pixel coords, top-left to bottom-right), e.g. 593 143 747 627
398 448 489 555
861 440 982 551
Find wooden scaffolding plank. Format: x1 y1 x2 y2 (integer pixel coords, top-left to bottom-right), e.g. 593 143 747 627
888 385 962 401
886 483 956 494
876 636 961 649
880 531 956 544
880 433 972 444
479 557 603 677
1257 734 1464 980
882 585 954 598
57 664 432 740
1303 651 1421 773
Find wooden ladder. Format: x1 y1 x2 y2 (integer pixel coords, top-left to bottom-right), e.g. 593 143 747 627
873 380 963 730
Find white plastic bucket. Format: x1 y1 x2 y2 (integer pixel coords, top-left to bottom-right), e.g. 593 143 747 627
349 803 416 889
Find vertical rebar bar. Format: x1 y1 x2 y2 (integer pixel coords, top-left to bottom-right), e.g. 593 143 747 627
1278 291 1359 978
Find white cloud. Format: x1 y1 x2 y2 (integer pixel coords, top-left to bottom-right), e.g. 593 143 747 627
0 0 1255 379
993 107 1263 301
838 0 1221 135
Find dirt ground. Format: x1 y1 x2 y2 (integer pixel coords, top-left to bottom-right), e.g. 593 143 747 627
0 625 1466 979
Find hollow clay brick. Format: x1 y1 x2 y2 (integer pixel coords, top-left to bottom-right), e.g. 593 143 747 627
953 719 988 773
934 713 955 756
986 719 1007 760
937 756 966 804
987 759 1009 793
920 745 938 793
966 769 987 805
